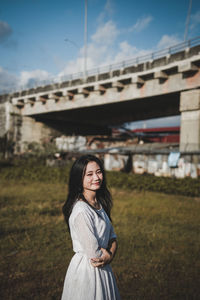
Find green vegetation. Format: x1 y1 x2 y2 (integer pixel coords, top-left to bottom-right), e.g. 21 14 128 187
107 171 200 197
0 158 199 197
0 161 200 299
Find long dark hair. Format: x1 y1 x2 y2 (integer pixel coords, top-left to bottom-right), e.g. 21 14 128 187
62 154 112 230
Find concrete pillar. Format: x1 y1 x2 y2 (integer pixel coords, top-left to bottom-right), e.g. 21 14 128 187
19 116 53 152
0 102 10 137
0 101 22 156
180 89 200 152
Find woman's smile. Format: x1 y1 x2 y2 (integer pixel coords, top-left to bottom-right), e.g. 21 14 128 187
92 182 101 186
83 161 103 191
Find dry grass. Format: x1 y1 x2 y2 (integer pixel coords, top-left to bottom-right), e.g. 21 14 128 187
0 181 200 299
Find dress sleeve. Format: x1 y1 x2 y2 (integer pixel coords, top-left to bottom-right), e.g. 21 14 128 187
73 210 102 259
109 223 117 240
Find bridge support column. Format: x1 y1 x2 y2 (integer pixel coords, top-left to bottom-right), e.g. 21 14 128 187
19 116 53 152
180 89 200 152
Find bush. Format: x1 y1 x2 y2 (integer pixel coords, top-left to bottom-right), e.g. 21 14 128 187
0 158 199 197
106 172 200 197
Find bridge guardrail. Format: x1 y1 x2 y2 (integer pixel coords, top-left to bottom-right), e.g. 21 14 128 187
67 35 200 80
2 36 200 95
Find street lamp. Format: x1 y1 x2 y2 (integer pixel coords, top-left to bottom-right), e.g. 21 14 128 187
84 0 88 79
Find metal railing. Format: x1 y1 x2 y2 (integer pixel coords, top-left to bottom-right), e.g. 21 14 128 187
1 36 200 96
61 36 200 80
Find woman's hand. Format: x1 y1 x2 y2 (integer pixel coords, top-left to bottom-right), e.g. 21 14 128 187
90 248 112 268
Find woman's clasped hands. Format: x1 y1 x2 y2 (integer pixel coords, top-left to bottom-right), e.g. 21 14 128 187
90 248 113 268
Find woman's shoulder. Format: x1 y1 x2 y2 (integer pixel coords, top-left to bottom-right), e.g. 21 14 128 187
69 201 95 225
71 200 91 216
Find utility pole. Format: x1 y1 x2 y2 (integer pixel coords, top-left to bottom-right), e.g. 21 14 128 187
84 0 88 79
184 0 192 42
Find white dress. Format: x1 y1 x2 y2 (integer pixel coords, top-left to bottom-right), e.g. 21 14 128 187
61 200 121 300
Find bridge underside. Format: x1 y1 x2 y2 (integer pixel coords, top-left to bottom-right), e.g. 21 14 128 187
34 92 180 135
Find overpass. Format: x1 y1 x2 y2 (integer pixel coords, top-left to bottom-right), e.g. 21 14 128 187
2 37 200 152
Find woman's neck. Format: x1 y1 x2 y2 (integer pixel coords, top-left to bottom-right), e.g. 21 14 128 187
83 190 100 209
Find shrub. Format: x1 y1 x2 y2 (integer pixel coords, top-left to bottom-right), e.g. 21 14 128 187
0 159 199 197
106 172 200 197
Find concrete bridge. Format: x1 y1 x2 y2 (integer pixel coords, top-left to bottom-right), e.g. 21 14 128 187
1 37 200 153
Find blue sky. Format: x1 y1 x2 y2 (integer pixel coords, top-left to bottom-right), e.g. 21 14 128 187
0 0 200 128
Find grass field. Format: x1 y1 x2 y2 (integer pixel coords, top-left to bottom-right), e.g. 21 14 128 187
0 180 200 300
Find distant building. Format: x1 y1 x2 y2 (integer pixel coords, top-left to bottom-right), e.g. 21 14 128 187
131 126 180 143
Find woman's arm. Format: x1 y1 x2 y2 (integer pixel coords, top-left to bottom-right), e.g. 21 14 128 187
107 238 118 263
91 238 118 267
74 211 102 258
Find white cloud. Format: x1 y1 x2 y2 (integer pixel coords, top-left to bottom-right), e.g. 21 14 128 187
104 0 114 15
19 69 52 88
3 23 116 90
113 41 150 63
91 20 119 45
113 34 183 64
0 15 185 94
58 17 153 77
97 0 114 24
0 67 53 94
58 22 184 80
0 67 18 94
128 16 153 33
58 56 94 77
59 21 119 77
157 34 182 49
190 10 200 30
59 37 152 78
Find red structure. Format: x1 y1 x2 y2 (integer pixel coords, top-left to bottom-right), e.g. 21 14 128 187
132 126 180 143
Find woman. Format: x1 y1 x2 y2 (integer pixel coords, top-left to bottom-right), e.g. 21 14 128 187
61 154 120 300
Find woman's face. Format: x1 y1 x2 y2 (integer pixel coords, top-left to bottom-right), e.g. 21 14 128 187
82 161 103 193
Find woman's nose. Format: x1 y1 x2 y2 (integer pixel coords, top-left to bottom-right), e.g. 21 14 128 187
93 173 99 180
